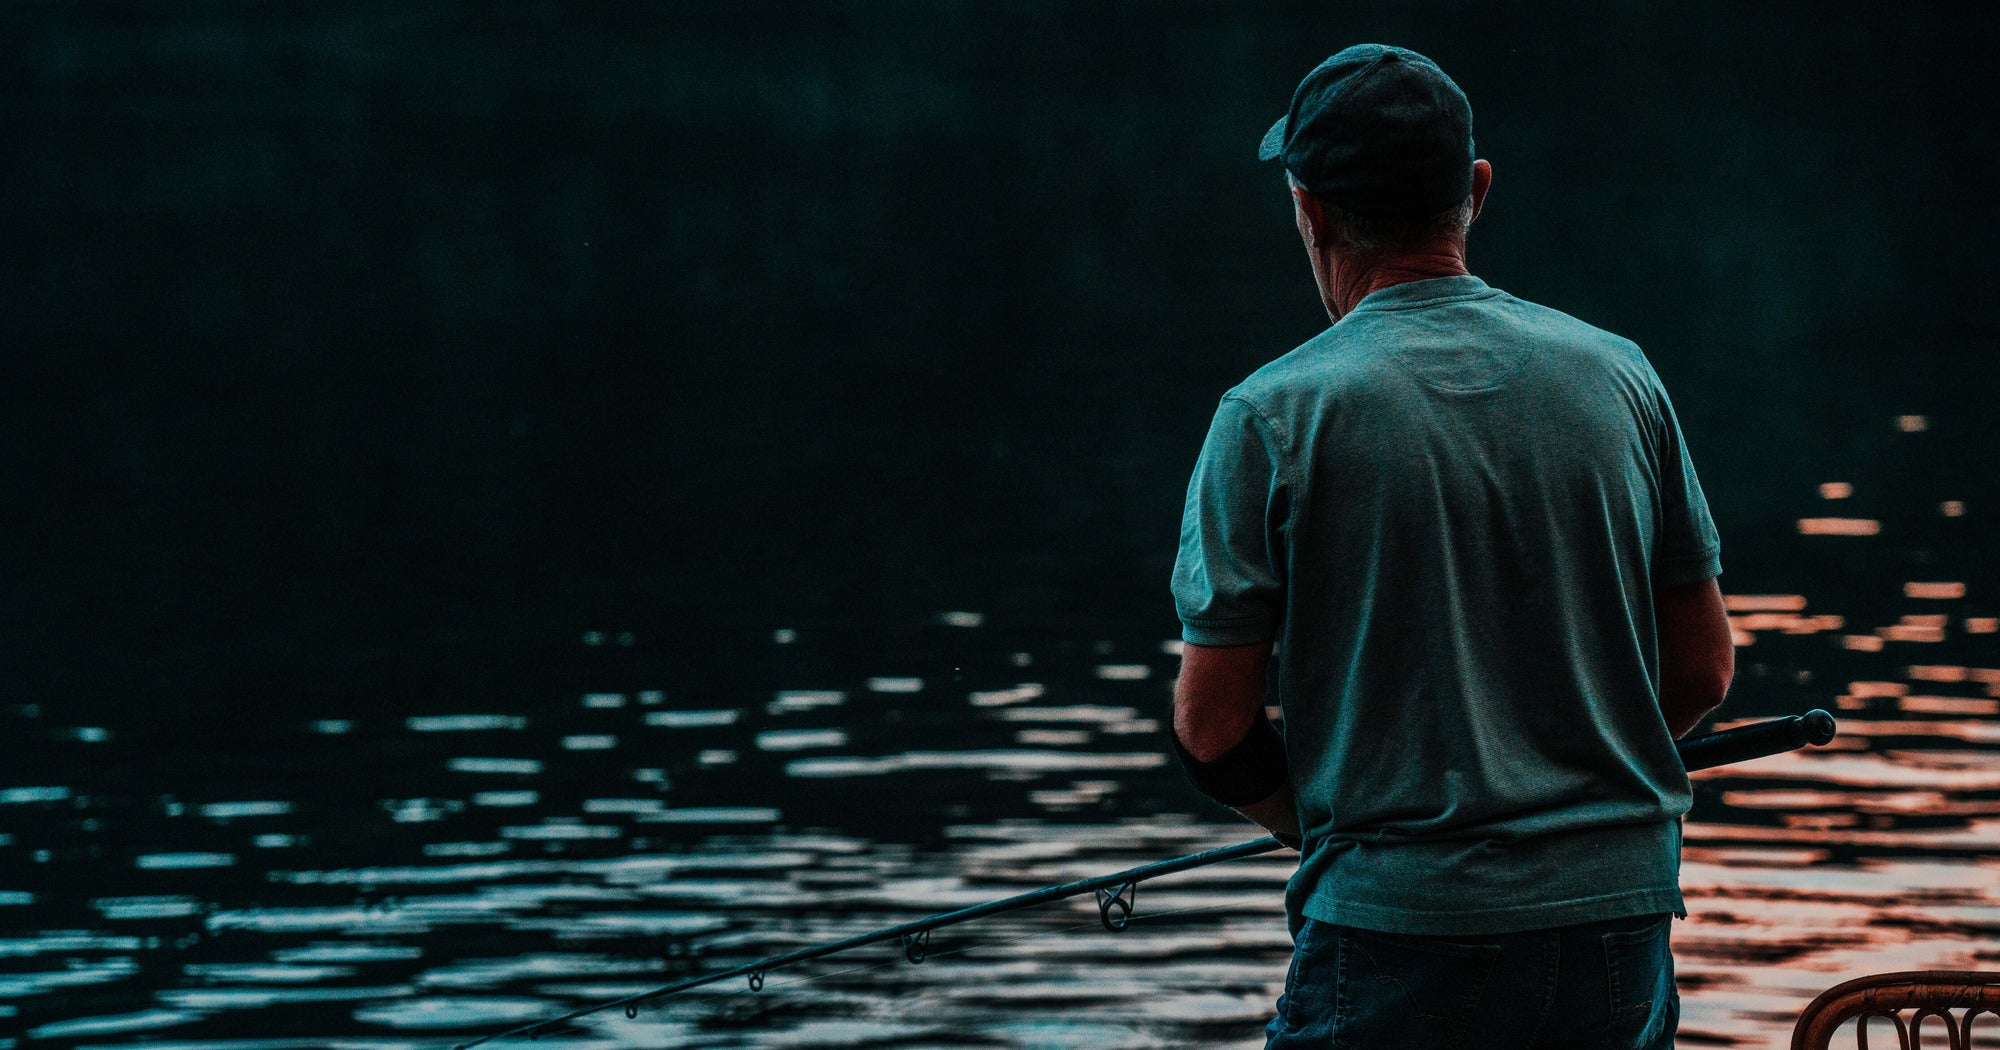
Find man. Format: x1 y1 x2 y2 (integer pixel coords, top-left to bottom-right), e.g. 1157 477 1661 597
1168 45 1734 1050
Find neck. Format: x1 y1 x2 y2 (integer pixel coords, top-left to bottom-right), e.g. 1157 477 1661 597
1322 243 1469 320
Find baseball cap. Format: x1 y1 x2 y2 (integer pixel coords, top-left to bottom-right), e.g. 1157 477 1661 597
1258 44 1475 219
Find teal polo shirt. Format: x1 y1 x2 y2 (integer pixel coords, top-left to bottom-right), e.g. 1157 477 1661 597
1171 274 1721 936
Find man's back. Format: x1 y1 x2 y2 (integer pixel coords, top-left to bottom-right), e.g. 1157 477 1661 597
1172 274 1721 934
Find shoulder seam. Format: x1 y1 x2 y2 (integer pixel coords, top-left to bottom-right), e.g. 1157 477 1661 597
1220 393 1301 542
1221 393 1300 490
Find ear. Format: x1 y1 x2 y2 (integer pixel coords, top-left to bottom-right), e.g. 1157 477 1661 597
1290 184 1325 250
1468 159 1493 225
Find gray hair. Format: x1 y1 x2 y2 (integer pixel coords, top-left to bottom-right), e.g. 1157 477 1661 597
1287 171 1474 256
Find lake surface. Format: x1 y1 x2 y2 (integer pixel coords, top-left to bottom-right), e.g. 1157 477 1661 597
5 419 1997 1049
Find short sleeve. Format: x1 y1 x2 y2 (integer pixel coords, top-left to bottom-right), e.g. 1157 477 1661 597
1171 395 1290 645
1651 383 1723 587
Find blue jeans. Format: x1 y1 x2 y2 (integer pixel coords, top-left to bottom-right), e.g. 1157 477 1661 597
1266 913 1678 1050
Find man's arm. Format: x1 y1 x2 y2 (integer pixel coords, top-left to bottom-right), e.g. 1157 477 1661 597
1656 576 1734 738
1172 640 1301 839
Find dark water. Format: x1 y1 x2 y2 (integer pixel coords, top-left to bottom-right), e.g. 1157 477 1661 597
5 413 1998 1049
9 2 2000 714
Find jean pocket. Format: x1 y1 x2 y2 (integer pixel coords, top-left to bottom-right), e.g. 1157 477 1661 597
1277 918 1337 1030
1600 915 1675 1050
1333 927 1503 1050
1274 920 1305 1026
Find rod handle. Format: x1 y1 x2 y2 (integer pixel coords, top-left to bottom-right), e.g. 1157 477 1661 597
1675 709 1837 773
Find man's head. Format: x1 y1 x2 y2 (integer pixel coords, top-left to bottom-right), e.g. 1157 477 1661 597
1259 45 1492 318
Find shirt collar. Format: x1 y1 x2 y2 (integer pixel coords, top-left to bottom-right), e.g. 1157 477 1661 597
1346 274 1497 315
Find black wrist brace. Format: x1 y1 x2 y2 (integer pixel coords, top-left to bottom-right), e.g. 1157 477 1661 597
1170 716 1289 807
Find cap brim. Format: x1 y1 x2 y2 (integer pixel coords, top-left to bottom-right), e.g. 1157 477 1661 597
1257 115 1287 161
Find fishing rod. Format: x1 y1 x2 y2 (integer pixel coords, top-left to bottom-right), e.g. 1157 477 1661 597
456 708 1837 1048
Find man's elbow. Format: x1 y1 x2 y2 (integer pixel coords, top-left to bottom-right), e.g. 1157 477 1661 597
1698 629 1736 714
1655 577 1734 737
1661 652 1733 737
1711 644 1735 706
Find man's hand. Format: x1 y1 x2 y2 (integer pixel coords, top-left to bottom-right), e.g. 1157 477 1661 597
1173 640 1302 840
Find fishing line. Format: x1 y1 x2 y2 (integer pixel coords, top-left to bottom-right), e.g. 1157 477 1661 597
475 895 1264 1043
454 837 1286 1048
